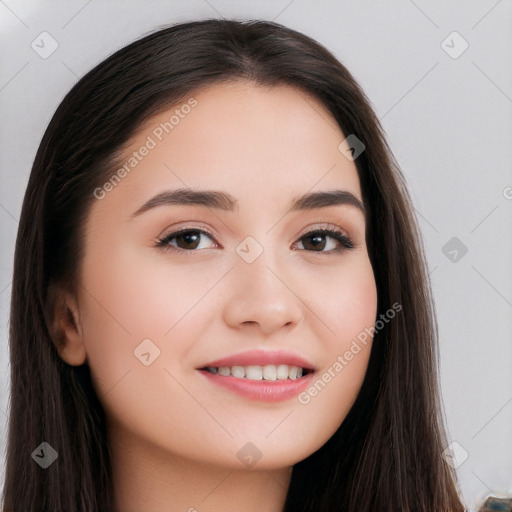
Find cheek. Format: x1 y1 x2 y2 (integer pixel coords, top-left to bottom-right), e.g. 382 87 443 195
296 255 377 417
309 254 378 342
77 241 220 392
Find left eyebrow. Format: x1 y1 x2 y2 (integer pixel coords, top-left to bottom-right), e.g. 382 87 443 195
289 189 365 215
130 188 365 218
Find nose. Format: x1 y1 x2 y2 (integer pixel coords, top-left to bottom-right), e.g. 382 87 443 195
222 249 305 335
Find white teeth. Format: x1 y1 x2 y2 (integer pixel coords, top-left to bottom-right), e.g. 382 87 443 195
276 364 289 380
245 365 263 380
231 365 245 378
205 364 306 380
262 365 277 381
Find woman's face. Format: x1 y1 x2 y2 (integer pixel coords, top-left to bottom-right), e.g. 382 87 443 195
66 80 378 470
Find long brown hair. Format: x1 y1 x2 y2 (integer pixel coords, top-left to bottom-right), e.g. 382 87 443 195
2 18 466 511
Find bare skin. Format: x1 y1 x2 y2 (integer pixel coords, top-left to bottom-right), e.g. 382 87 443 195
54 80 378 512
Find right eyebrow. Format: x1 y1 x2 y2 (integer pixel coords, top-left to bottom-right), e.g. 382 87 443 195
131 189 238 217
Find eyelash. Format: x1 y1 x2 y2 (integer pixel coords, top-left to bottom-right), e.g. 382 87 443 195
155 225 354 254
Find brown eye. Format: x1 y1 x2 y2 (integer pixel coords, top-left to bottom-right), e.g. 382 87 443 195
296 229 353 253
155 227 354 254
157 228 217 251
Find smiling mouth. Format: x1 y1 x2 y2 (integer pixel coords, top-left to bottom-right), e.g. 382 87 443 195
199 364 311 380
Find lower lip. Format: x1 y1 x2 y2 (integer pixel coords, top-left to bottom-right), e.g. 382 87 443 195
197 369 315 402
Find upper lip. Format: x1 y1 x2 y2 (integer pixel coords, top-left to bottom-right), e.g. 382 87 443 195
198 349 315 371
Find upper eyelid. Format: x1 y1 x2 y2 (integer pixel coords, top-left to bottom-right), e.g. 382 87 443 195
158 221 350 239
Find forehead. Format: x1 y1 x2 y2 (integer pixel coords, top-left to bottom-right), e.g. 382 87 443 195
91 80 363 219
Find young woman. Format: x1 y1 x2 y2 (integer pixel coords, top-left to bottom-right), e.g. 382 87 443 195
2 18 467 512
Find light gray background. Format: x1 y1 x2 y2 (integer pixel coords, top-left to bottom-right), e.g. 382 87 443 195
0 1 511 511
